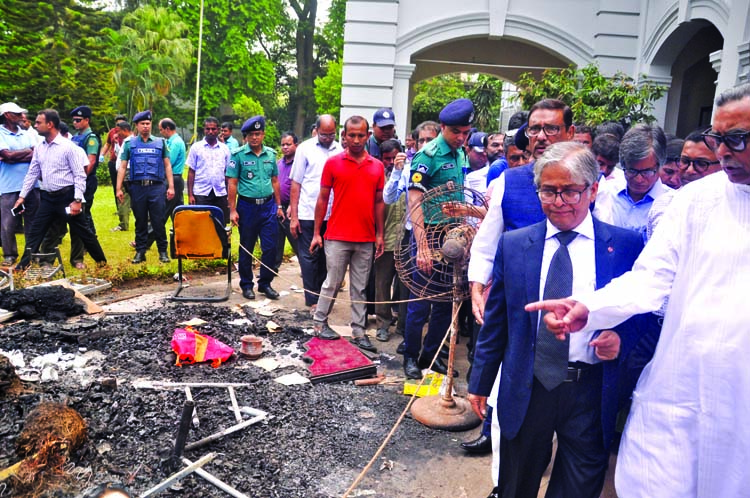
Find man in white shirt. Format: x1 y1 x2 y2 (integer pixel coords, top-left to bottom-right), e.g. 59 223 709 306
289 115 343 311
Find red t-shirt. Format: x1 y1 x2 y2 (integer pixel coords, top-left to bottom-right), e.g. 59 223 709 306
321 151 384 243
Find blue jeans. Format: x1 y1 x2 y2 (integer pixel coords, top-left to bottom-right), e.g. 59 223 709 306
236 197 278 291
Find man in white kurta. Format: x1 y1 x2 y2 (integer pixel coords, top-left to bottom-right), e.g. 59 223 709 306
527 84 750 497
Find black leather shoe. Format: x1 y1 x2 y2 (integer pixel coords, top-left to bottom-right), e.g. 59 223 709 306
460 434 492 454
375 327 389 342
350 335 377 352
131 251 146 264
438 343 450 359
158 251 170 263
396 340 405 355
403 357 421 379
486 487 500 498
419 356 458 377
242 288 255 300
258 285 280 300
314 323 340 340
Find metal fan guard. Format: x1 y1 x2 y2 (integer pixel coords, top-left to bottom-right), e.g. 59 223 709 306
395 183 488 303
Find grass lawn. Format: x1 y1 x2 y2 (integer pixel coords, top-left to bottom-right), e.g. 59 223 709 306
11 183 289 285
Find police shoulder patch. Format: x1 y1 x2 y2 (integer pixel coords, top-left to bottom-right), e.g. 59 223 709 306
229 160 236 168
411 171 423 183
416 164 429 174
88 138 97 147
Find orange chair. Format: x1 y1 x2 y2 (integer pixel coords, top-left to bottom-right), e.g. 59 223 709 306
170 205 231 301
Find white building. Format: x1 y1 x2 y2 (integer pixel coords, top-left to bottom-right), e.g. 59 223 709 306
340 0 750 137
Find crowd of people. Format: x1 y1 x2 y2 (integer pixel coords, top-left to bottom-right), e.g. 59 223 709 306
2 80 749 497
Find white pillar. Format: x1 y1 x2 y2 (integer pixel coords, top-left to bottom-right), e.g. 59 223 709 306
393 64 415 139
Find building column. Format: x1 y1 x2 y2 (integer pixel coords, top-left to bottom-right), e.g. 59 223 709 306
738 43 750 84
393 64 415 139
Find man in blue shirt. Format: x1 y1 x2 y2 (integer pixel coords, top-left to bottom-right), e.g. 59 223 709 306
0 102 39 266
596 124 671 238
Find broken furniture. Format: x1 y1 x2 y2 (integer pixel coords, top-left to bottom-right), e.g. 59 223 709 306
170 205 231 302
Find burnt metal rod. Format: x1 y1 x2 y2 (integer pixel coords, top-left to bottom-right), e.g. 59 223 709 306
138 452 216 498
184 412 267 452
185 387 200 427
181 457 250 498
173 400 195 459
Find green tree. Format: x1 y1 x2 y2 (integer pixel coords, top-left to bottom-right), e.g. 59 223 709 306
410 74 468 126
314 59 343 118
0 0 115 122
514 64 667 127
468 74 503 131
108 6 194 118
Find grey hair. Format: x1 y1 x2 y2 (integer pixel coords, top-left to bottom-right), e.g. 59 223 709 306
715 83 750 108
533 141 599 188
416 120 440 136
619 124 666 169
504 130 518 150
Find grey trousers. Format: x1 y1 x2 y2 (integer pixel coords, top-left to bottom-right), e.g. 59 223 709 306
313 239 374 336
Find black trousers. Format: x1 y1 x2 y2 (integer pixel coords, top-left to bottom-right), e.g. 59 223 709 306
20 187 106 269
499 370 608 498
297 219 327 306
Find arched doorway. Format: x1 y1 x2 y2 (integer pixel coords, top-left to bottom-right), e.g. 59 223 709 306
650 21 724 136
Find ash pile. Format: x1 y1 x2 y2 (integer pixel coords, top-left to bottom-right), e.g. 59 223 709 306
0 302 436 497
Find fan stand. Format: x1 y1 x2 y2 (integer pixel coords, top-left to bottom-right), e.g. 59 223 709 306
410 266 481 431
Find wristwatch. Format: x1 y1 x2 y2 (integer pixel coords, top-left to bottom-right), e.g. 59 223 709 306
74 198 82 203
277 205 283 210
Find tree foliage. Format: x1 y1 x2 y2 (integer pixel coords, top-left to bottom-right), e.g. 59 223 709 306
0 0 115 123
108 6 193 118
514 64 668 127
314 59 343 118
411 75 468 127
468 75 503 131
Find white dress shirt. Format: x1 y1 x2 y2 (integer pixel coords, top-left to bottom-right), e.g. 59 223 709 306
290 137 343 220
468 173 506 284
539 212 598 364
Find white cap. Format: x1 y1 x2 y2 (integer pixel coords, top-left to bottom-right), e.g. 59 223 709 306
0 102 27 115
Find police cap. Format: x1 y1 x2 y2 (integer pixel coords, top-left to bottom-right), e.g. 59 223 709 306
241 115 265 133
71 106 92 119
439 99 474 126
515 123 529 152
467 131 486 152
133 110 152 123
372 108 396 127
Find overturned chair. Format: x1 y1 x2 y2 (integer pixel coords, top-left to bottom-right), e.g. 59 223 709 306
170 205 231 302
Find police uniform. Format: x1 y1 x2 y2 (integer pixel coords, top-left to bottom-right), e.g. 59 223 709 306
120 110 172 263
403 98 474 378
227 116 283 299
70 106 101 264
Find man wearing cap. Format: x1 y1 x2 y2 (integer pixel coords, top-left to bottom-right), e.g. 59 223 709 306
227 115 283 300
289 115 343 311
14 109 107 270
0 102 40 266
366 108 396 160
402 98 473 379
66 105 101 268
465 131 489 197
186 117 230 222
116 110 174 264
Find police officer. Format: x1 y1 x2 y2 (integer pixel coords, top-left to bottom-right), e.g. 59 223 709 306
402 98 473 379
226 115 283 300
366 107 396 160
116 110 174 264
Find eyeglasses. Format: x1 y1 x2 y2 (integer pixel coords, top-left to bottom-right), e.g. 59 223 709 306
72 118 84 123
679 156 720 172
525 124 561 138
624 167 658 179
537 185 589 204
318 132 336 139
418 137 434 144
702 129 750 153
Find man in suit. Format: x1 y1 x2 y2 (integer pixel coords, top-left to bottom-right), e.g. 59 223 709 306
468 141 647 498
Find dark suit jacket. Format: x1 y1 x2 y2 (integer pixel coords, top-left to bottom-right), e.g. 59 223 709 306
468 218 650 447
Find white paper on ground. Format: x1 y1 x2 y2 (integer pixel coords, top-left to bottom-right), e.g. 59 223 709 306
274 372 310 385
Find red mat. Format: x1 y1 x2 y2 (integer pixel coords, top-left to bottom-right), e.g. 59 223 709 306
303 337 377 383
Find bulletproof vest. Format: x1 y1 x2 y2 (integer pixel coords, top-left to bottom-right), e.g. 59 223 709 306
129 136 165 181
72 131 101 175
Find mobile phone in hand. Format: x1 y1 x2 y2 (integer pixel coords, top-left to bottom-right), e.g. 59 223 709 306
11 204 24 217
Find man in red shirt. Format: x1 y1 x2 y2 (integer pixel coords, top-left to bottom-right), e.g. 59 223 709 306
310 116 385 352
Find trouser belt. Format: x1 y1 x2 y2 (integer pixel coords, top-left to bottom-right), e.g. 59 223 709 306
239 194 272 205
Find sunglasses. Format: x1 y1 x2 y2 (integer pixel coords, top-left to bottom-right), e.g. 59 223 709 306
72 118 84 123
702 129 750 153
